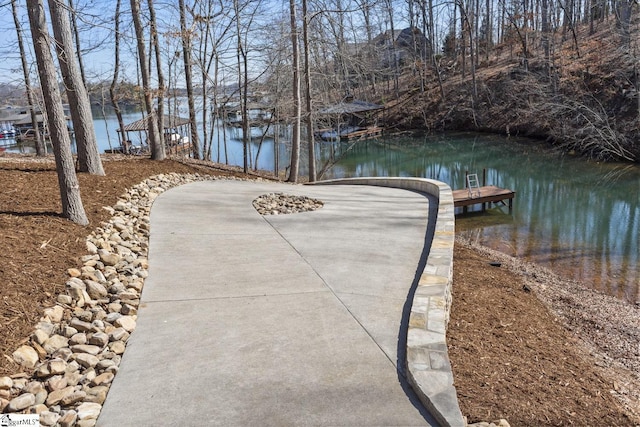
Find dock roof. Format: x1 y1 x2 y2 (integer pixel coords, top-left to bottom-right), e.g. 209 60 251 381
120 114 190 132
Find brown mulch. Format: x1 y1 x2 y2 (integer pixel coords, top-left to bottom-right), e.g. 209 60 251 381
0 155 250 376
450 245 640 426
0 154 638 425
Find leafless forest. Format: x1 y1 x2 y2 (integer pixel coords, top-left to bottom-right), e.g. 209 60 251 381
1 0 639 221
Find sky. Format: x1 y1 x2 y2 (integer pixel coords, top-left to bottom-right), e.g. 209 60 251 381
0 1 169 85
0 0 421 88
0 0 298 86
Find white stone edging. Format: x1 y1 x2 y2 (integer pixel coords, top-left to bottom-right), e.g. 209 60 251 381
0 173 257 427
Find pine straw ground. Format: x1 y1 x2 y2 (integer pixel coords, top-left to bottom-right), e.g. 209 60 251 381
0 154 639 426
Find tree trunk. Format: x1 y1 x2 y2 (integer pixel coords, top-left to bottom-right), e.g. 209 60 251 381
485 0 492 61
12 0 45 156
26 0 88 225
428 0 435 62
459 0 478 100
474 0 479 66
385 0 400 96
232 0 249 172
68 0 87 86
302 0 315 182
460 0 466 78
130 0 163 159
195 0 211 161
616 0 632 51
467 2 478 101
148 0 166 160
49 0 104 175
542 0 550 78
109 0 127 150
355 0 376 95
179 0 201 159
287 0 301 183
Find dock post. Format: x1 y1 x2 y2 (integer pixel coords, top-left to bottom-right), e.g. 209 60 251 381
464 171 469 214
482 169 487 211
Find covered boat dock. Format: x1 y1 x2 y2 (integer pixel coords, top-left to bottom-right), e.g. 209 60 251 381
112 114 192 155
316 98 384 142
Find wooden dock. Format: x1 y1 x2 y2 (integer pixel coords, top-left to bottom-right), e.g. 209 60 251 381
341 126 383 141
453 185 516 213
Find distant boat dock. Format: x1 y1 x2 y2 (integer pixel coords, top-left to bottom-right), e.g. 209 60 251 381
341 126 383 141
453 170 516 213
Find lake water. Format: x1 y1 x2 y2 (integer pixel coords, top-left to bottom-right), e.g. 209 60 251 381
322 133 640 303
3 116 638 303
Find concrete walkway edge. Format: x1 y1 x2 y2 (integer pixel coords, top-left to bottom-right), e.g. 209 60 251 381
310 178 464 427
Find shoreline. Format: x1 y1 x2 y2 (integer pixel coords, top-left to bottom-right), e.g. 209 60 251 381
456 236 640 420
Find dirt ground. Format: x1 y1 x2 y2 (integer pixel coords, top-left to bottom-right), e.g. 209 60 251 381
1 154 639 425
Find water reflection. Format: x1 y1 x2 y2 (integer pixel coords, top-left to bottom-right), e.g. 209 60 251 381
323 133 640 303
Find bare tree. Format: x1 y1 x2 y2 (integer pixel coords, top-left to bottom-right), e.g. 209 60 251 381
302 0 316 182
615 0 633 50
130 0 163 159
179 0 201 159
384 0 400 96
545 97 635 161
49 0 105 175
147 0 166 159
191 0 235 163
287 0 301 182
541 0 551 77
68 0 87 85
11 0 45 156
193 1 218 162
26 0 88 225
233 0 250 172
109 0 127 150
193 2 213 160
229 0 265 172
455 0 479 100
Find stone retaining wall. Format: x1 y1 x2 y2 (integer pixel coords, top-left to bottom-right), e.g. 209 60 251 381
310 178 464 427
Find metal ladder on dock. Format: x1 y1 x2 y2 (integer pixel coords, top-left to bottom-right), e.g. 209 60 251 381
467 173 481 198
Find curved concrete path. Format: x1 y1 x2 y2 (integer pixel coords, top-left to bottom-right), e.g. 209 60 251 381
97 180 441 426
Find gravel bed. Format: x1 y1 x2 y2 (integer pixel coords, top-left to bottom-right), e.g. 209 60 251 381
253 192 324 215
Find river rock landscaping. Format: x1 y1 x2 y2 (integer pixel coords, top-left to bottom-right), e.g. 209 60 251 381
252 192 324 215
0 172 226 425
